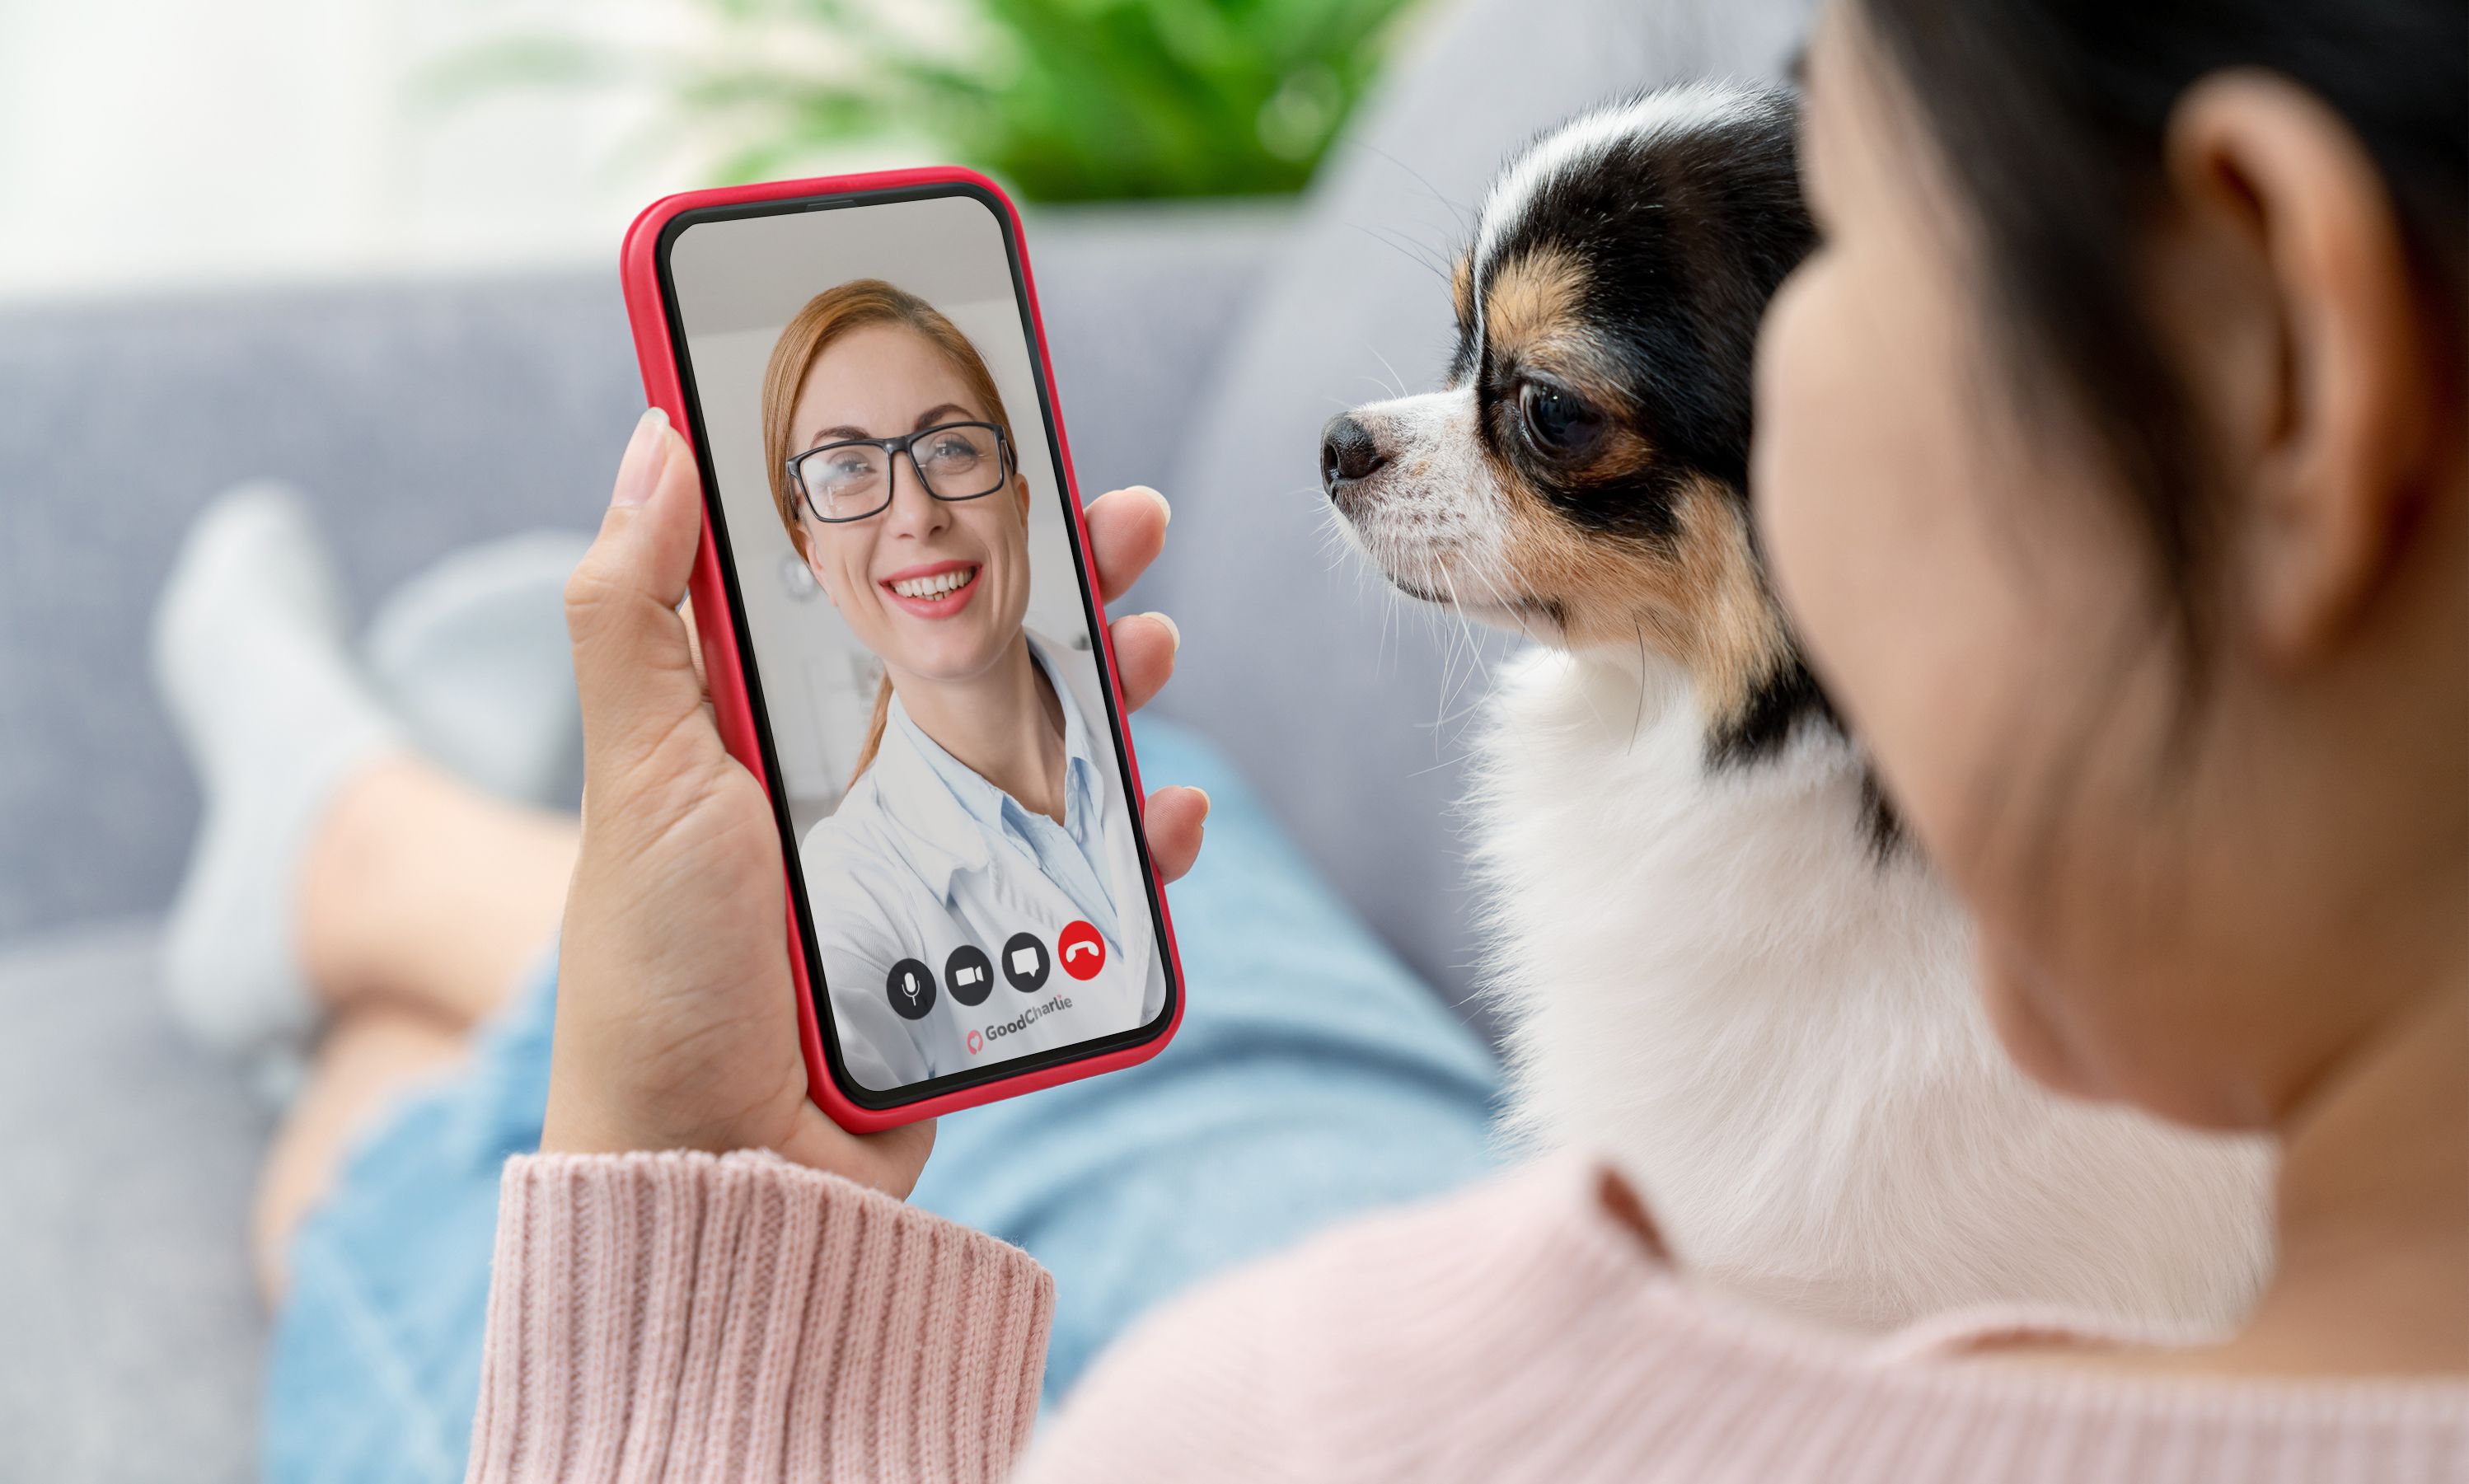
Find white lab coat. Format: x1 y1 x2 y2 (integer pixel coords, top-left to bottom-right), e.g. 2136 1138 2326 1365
799 633 1166 1090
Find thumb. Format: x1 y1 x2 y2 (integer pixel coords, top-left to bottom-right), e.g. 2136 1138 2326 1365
565 409 712 784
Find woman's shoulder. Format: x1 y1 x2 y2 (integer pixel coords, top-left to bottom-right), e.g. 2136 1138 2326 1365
1026 1152 2469 1484
795 812 917 981
1025 1154 1684 1477
797 777 903 902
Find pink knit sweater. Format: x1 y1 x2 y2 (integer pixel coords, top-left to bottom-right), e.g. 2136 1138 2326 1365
465 1149 2467 1482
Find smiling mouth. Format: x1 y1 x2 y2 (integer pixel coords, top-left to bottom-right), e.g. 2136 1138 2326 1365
878 560 985 619
885 564 979 600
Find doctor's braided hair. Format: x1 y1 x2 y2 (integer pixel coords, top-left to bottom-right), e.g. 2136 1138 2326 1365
761 279 1019 786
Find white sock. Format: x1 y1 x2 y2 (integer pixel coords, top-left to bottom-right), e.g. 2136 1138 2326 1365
152 485 401 1098
364 531 592 813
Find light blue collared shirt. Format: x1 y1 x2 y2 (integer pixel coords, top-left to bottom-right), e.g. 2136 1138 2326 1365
888 636 1122 952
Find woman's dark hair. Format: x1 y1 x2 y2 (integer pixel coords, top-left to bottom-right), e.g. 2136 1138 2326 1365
1853 0 2466 658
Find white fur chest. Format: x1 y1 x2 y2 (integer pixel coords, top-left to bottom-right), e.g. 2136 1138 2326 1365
1469 648 2271 1331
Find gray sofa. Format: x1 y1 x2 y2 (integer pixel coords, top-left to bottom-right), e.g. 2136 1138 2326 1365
0 0 1802 1476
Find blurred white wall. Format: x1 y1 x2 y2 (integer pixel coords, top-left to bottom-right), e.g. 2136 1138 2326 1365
0 0 881 300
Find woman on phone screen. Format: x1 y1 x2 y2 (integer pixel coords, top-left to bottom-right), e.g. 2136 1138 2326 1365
763 280 1164 1090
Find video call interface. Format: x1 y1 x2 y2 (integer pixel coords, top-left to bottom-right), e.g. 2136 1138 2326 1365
666 190 1173 1098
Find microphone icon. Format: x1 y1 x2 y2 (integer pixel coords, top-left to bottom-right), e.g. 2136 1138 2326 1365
884 958 936 1019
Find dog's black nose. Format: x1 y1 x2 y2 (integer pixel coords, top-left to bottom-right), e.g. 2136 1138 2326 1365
1319 413 1386 498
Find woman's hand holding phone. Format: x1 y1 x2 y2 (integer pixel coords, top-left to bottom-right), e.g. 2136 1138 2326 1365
540 409 1207 1193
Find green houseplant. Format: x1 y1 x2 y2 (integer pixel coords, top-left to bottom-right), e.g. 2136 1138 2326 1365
442 0 1432 200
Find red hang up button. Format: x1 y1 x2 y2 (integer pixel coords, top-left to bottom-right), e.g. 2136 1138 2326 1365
1056 920 1105 981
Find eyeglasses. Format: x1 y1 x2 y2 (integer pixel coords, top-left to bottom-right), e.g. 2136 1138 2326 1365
785 420 1014 523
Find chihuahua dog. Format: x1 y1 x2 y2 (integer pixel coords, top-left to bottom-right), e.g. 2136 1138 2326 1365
1321 82 2270 1330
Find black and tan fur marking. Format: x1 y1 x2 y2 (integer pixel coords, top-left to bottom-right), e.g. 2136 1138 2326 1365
1324 86 1842 766
1461 89 1819 760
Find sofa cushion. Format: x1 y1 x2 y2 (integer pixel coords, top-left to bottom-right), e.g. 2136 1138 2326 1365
1153 0 1813 1018
0 920 269 1483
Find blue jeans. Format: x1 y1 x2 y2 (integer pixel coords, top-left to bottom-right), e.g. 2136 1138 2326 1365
261 721 1503 1483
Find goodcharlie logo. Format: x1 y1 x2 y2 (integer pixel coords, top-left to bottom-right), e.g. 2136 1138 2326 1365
975 995 1074 1051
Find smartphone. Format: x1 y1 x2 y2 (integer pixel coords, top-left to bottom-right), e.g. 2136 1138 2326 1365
621 168 1185 1131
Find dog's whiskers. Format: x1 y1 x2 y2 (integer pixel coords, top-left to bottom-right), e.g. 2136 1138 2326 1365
1364 343 1414 404
1342 221 1454 290
1630 618 1650 752
1339 139 1478 238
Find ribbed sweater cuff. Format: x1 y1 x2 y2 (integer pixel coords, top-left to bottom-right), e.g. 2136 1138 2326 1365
466 1149 1053 1484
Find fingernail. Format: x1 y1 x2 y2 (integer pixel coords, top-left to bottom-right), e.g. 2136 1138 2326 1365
1144 611 1181 650
614 408 670 508
1190 786 1211 822
1150 488 1172 525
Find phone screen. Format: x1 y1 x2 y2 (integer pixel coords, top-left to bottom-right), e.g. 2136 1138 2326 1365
655 183 1176 1106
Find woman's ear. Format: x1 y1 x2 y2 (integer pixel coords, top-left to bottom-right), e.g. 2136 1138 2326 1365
2164 72 2439 667
1014 473 1033 525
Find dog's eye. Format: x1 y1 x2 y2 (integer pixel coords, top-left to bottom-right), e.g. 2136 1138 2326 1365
1517 381 1603 456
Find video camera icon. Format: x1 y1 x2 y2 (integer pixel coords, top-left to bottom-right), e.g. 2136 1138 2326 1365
945 944 994 1007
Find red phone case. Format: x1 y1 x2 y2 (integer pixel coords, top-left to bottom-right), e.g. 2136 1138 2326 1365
620 166 1187 1132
